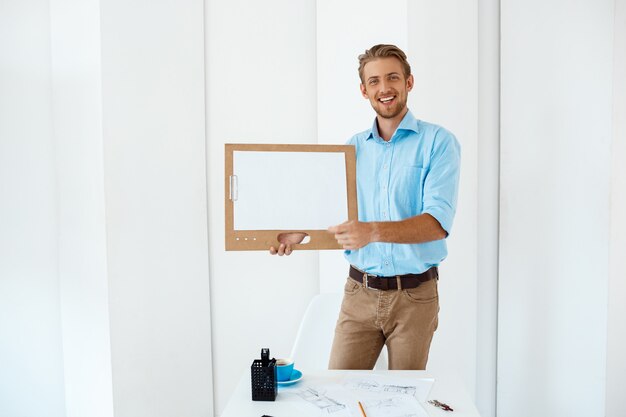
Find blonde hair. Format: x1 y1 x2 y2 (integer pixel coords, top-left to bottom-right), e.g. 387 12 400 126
358 44 411 83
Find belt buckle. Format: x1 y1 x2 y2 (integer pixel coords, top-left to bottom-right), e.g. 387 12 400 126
363 273 380 291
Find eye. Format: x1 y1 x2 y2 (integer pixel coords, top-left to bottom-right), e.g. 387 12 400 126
368 79 378 85
389 74 400 81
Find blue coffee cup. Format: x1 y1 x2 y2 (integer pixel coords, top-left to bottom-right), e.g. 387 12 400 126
276 358 295 382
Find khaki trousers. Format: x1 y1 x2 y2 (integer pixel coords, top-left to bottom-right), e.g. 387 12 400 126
328 276 439 370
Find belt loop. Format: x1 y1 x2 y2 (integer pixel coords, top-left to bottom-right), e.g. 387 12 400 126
396 275 402 290
363 273 368 288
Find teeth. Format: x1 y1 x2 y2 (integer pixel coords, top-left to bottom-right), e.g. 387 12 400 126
379 96 394 103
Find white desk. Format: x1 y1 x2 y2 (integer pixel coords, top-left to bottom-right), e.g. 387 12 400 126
220 369 481 417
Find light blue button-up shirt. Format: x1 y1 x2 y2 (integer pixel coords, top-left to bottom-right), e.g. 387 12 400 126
344 110 461 276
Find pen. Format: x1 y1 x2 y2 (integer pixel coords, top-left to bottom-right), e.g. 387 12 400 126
358 401 367 417
428 399 454 412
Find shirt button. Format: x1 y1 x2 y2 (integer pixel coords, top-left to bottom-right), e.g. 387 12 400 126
384 261 389 265
383 164 388 169
382 185 387 190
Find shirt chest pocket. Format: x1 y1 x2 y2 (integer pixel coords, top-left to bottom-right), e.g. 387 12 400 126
391 166 424 216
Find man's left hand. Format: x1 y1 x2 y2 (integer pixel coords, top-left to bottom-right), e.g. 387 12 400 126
328 220 375 250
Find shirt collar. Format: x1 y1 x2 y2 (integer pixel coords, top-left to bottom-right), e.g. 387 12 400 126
366 109 421 141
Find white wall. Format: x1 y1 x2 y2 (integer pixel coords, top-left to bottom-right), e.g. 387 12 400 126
2 1 213 416
50 0 114 415
499 1 614 417
0 1 67 416
205 0 318 415
99 1 213 416
607 0 626 415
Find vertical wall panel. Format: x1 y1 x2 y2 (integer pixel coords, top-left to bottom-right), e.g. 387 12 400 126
607 0 626 415
100 1 213 416
0 1 66 416
499 1 613 416
476 0 500 415
50 0 115 415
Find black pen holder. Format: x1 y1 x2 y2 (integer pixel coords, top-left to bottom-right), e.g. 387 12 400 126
251 358 277 401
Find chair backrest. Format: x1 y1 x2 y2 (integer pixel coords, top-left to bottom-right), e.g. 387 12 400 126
290 292 388 371
289 293 342 370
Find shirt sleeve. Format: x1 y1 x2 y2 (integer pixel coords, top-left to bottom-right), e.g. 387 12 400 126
422 128 461 236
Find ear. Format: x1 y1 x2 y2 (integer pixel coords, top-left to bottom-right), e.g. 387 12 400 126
406 74 414 92
360 83 368 99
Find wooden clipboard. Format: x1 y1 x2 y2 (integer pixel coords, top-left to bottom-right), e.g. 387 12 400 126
225 144 357 251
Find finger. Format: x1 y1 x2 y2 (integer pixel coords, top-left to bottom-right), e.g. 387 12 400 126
341 236 359 246
329 221 350 234
285 244 293 256
270 246 277 255
277 243 286 256
335 234 352 244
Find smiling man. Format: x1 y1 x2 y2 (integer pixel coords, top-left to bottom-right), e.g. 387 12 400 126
271 44 461 370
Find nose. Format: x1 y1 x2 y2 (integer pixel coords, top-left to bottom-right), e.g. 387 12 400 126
379 79 392 93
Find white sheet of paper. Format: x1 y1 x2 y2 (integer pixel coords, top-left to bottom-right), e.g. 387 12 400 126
279 373 433 417
233 151 348 230
342 374 435 402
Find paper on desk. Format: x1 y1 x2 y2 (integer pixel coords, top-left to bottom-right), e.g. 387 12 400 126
342 374 435 402
358 396 428 417
279 373 434 417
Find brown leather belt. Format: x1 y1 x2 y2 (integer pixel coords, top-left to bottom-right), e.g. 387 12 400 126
349 265 438 290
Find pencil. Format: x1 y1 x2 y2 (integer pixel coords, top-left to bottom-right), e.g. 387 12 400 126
358 401 367 417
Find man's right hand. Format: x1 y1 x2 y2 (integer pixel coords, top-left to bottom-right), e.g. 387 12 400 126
269 232 307 256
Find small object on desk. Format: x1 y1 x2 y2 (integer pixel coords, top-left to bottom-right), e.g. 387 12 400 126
275 358 295 382
261 348 270 367
358 401 368 417
429 399 454 411
251 348 277 401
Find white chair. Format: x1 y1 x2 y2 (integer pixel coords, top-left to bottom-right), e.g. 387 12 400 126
290 292 387 370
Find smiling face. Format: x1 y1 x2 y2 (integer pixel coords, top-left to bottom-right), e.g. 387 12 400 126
360 57 414 120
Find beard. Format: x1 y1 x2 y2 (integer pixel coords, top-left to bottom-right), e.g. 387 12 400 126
371 94 407 119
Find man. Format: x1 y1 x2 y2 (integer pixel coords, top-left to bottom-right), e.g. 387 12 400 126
271 44 460 370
